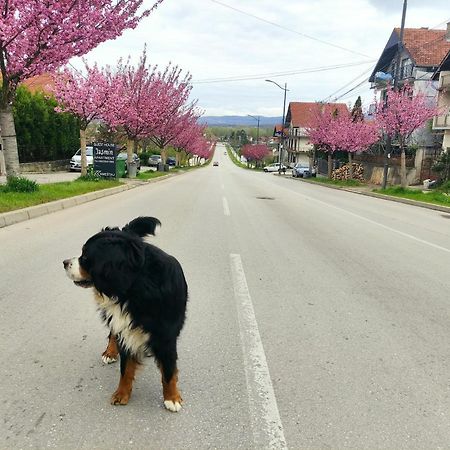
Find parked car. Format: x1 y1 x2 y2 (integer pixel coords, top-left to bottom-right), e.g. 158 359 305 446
148 154 162 167
117 152 141 173
213 161 219 166
263 163 287 173
166 156 176 166
70 146 94 171
291 163 311 178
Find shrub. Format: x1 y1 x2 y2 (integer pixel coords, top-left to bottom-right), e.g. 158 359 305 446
4 176 39 193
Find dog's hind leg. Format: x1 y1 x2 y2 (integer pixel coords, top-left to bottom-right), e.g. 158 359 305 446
102 332 119 364
110 350 139 405
153 339 183 412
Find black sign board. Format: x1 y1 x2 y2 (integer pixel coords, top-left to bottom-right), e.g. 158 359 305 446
93 142 117 178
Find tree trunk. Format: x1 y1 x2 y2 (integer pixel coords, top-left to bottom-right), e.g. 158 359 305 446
400 141 407 188
0 104 20 180
160 147 166 169
80 128 88 176
348 152 353 180
327 152 332 178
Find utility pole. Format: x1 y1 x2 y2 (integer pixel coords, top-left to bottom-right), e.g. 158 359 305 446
248 114 260 144
266 80 289 174
382 0 407 189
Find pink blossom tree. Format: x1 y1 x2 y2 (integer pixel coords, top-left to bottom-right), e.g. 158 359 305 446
104 49 193 170
376 84 440 187
173 120 206 166
241 144 271 168
51 63 117 175
307 105 345 178
333 112 379 179
0 0 163 179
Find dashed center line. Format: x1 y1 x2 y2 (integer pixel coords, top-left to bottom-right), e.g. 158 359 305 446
223 197 230 216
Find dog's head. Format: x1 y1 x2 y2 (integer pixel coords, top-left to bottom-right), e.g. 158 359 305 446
63 217 161 297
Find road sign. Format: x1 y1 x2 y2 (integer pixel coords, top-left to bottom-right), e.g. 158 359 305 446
93 143 117 178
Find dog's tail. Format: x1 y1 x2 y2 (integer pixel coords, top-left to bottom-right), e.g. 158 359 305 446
122 217 161 237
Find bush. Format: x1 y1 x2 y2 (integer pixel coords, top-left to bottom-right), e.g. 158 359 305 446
440 180 450 194
4 176 39 192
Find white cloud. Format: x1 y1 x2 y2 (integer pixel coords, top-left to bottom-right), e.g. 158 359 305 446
77 0 450 116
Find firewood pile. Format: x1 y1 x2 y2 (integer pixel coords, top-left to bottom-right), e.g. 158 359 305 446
331 163 364 181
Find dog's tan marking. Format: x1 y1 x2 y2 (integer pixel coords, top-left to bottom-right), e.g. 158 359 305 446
111 358 139 405
160 368 182 412
102 334 119 364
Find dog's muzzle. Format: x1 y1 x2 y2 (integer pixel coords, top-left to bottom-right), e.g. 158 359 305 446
63 258 93 288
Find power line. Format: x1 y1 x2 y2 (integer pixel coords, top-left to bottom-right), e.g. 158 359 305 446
193 60 375 85
322 66 375 102
208 0 374 59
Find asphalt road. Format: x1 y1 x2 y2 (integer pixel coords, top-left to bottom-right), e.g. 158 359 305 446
1 143 450 449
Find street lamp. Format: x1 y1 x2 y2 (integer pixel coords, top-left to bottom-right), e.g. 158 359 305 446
247 114 260 144
266 79 289 172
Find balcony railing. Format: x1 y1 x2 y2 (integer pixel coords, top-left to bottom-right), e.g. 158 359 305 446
433 114 450 129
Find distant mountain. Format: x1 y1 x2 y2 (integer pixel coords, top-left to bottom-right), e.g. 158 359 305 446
199 116 282 127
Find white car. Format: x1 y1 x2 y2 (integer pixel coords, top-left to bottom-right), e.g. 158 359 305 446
263 163 287 173
70 146 93 171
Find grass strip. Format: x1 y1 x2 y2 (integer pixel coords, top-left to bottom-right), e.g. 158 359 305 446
374 186 450 207
305 177 363 187
0 179 121 213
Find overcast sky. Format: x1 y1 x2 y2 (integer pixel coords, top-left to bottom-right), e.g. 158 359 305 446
77 0 450 117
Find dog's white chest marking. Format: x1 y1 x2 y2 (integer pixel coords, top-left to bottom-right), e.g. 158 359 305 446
93 291 149 355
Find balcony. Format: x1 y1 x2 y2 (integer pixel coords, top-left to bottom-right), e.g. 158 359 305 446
433 114 450 130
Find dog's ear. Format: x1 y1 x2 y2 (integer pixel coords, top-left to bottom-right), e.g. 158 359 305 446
122 217 161 237
91 236 145 297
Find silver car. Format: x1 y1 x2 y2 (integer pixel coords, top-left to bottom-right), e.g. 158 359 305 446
292 163 314 178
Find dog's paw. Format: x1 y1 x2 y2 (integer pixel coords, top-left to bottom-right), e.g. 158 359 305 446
102 353 118 364
111 390 130 405
164 400 182 412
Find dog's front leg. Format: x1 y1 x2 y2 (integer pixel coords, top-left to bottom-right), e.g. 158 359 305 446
111 350 138 405
102 332 119 364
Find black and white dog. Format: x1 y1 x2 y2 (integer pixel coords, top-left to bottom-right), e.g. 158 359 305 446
63 217 188 412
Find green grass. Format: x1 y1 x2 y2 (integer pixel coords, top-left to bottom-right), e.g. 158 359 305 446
136 170 171 180
0 179 121 213
306 177 363 187
374 186 450 207
226 145 264 170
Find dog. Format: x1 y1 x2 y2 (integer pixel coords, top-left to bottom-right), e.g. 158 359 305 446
63 217 188 412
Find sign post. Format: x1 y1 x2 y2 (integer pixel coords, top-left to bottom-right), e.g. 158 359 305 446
93 142 117 178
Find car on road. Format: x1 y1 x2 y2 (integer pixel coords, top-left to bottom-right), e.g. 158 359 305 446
263 163 287 173
117 152 141 173
213 161 219 166
148 154 162 167
166 156 176 166
70 146 93 171
291 163 314 178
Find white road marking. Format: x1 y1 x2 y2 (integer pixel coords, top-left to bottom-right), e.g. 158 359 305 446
223 197 231 216
230 254 287 450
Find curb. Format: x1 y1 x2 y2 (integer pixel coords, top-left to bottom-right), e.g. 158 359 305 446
0 172 176 229
295 178 450 214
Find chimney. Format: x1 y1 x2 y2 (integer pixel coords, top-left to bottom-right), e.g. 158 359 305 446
447 22 450 42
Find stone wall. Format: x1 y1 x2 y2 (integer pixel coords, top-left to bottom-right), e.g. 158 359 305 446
19 159 70 173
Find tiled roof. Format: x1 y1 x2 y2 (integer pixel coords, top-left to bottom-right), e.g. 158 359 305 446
395 27 450 67
21 73 54 93
286 102 348 128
